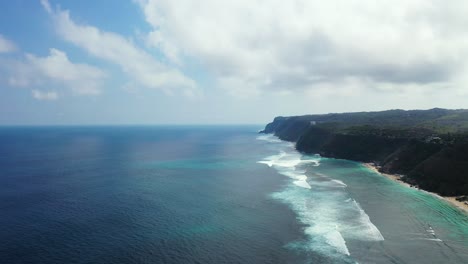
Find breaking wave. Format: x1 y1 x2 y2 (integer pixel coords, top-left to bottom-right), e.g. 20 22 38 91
257 134 384 261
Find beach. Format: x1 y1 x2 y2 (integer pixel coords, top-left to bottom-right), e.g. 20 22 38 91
363 163 468 214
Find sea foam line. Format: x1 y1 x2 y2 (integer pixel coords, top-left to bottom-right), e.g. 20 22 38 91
257 135 384 260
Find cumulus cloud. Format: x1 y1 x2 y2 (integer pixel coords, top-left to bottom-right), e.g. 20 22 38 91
42 1 197 96
0 35 16 53
7 48 106 95
32 89 58 100
137 0 468 96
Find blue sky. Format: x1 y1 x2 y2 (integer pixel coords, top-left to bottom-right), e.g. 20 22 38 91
1 0 468 125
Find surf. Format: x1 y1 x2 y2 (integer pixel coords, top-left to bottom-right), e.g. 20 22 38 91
257 135 384 261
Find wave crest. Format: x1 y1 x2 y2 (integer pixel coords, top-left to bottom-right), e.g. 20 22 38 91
258 137 384 261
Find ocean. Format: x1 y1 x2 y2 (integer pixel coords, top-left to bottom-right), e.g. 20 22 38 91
0 126 467 263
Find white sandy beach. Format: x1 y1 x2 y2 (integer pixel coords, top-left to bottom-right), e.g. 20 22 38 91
363 163 468 214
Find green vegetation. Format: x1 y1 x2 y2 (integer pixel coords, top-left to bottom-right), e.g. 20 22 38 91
261 108 468 196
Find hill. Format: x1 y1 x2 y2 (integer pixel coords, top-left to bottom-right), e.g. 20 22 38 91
261 108 468 196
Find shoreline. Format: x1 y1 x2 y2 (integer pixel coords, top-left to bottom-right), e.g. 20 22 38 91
363 163 468 214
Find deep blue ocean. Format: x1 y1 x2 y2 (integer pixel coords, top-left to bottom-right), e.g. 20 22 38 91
0 126 467 263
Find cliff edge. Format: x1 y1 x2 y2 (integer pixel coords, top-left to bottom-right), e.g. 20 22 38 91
261 108 468 196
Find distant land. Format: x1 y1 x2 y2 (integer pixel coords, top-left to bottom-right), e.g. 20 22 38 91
260 108 468 203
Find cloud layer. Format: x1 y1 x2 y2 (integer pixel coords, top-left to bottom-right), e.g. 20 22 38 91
0 35 17 53
137 0 468 96
6 48 106 96
50 5 197 96
1 1 200 101
32 89 58 100
2 0 468 123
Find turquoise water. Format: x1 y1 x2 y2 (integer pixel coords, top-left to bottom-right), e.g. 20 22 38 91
258 134 468 263
0 127 467 263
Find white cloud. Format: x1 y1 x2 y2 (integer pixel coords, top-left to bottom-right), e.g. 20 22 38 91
32 89 58 100
7 48 106 95
0 35 16 53
45 4 197 96
40 0 52 14
137 0 468 96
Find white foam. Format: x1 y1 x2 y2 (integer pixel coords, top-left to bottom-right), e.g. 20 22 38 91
347 200 385 241
411 237 443 242
276 170 305 180
257 160 274 167
308 181 346 189
293 180 312 189
274 159 317 169
331 179 347 187
261 143 385 259
422 238 443 242
272 182 353 257
257 151 320 170
299 207 352 257
256 134 282 143
257 151 287 167
323 230 350 255
307 175 347 189
257 150 320 190
427 226 435 235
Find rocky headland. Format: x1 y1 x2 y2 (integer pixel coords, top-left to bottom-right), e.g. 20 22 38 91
261 108 468 209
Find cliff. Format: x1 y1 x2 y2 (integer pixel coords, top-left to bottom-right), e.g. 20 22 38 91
261 109 468 196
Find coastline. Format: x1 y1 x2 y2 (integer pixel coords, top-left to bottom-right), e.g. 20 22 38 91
363 163 468 214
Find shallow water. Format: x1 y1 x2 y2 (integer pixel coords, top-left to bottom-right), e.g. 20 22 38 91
257 133 468 263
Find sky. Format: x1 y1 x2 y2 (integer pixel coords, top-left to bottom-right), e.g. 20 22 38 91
1 0 468 125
